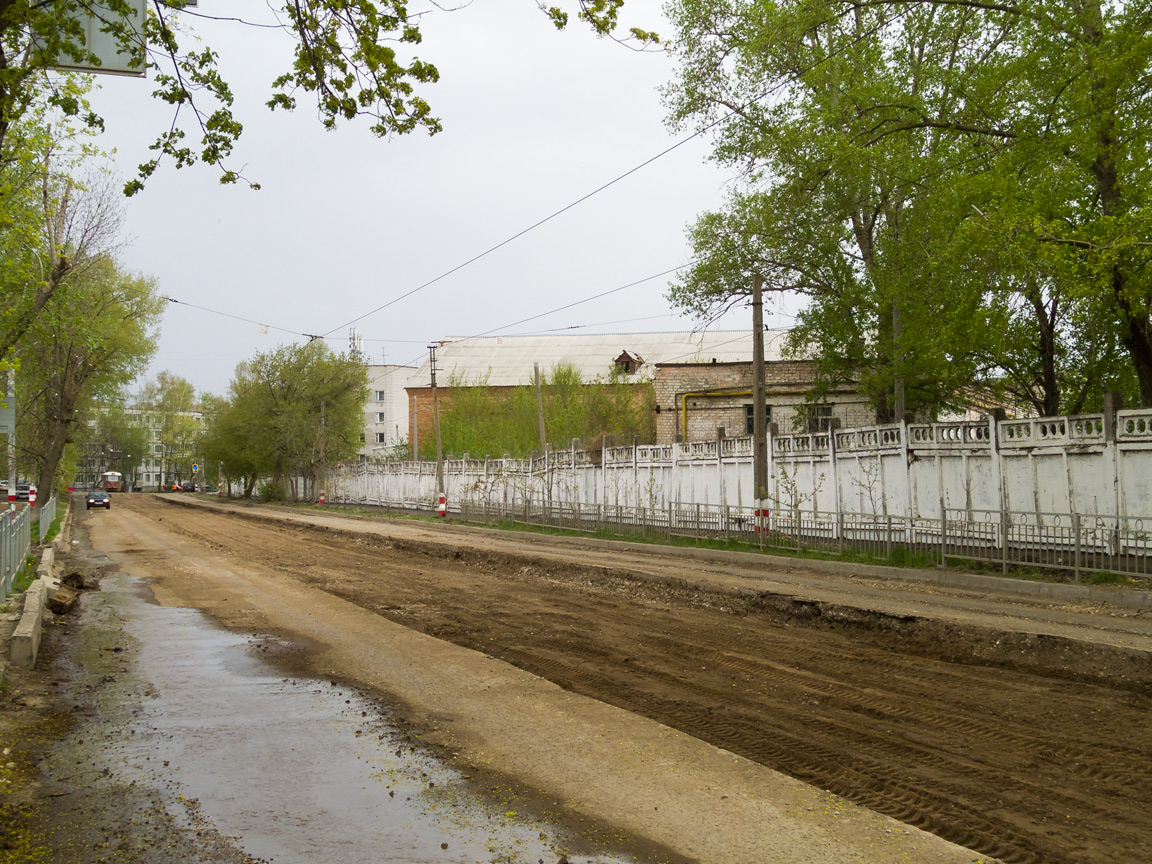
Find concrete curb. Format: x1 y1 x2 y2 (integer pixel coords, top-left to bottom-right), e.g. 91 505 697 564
36 545 55 579
8 495 73 670
10 577 49 669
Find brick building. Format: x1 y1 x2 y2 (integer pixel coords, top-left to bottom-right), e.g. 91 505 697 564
654 360 872 443
404 331 774 456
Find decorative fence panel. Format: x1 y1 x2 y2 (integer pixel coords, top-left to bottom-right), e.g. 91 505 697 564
330 409 1152 580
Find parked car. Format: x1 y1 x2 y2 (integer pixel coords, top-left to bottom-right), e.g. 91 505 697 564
180 481 197 492
202 485 218 494
15 483 34 501
86 489 111 510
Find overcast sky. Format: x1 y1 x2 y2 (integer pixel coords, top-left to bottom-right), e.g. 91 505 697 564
82 0 798 397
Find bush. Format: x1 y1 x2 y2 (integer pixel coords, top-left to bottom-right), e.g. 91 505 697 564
257 479 286 502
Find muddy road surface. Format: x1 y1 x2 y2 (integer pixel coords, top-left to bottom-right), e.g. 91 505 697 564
82 494 1152 864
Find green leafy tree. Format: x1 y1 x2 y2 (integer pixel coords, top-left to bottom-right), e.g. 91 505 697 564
209 341 367 500
15 257 162 503
201 380 269 497
423 364 654 459
92 398 151 488
0 1 654 194
0 131 122 364
665 0 1152 412
135 370 202 485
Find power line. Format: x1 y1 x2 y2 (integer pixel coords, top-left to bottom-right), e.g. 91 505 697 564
318 6 914 337
162 297 301 338
167 8 915 369
160 260 700 355
468 264 693 340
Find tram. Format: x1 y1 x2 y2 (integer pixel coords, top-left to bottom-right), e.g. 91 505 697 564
100 470 123 492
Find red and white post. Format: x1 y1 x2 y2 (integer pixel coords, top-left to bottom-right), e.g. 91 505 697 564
438 492 446 518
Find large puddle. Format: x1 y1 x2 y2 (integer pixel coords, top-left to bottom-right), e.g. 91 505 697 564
76 572 648 864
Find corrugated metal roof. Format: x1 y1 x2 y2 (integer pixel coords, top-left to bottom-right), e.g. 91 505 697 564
407 330 790 388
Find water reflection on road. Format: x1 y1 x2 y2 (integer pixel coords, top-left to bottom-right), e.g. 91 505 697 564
98 572 636 864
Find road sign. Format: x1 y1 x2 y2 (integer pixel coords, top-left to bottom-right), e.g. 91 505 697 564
192 463 200 472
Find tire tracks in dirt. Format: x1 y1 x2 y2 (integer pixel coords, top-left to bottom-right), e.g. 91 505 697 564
134 496 1152 864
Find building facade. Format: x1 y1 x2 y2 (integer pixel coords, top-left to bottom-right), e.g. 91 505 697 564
402 331 781 456
358 365 417 461
654 360 872 443
77 408 205 491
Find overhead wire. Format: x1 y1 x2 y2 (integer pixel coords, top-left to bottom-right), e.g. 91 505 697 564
163 5 916 381
317 4 917 338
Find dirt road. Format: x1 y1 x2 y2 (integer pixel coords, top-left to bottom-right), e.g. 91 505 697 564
88 494 1152 864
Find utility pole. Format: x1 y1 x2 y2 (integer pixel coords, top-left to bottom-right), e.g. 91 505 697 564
534 362 546 452
893 303 905 421
5 369 14 508
411 393 419 460
428 344 444 497
318 401 326 503
752 273 768 502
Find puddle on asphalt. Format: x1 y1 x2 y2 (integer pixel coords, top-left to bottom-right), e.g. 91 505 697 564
90 572 646 864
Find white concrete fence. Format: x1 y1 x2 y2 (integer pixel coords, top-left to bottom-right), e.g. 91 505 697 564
330 407 1152 578
333 408 1152 518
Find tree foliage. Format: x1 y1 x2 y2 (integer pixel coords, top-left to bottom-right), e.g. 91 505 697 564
92 399 151 485
419 364 655 460
203 341 367 499
0 127 122 365
15 257 162 499
132 370 203 485
0 1 653 195
665 0 1152 415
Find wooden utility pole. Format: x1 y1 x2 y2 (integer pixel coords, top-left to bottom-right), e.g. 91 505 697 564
893 303 905 421
317 401 326 503
534 362 547 451
752 274 768 502
411 394 418 460
5 369 14 507
428 344 444 495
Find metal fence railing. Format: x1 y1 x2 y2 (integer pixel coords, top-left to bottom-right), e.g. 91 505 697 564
443 499 1151 583
1 505 32 601
38 495 57 544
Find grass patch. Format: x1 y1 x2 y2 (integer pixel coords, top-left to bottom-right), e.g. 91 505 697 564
12 555 38 593
1086 570 1136 586
36 512 62 546
258 500 1152 589
476 516 947 569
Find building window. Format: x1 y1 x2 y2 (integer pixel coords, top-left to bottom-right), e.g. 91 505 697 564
613 350 644 375
744 404 772 435
376 412 387 423
375 390 387 402
809 404 834 432
375 433 389 444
